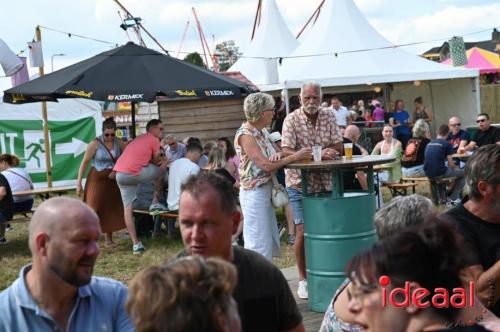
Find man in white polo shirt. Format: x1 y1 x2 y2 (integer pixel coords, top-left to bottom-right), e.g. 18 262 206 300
330 96 351 129
332 96 352 129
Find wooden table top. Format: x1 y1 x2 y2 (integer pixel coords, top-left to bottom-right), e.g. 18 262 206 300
13 185 76 197
287 155 396 170
451 153 471 159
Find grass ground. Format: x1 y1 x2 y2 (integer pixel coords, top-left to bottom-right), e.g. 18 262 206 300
0 207 295 290
0 182 439 291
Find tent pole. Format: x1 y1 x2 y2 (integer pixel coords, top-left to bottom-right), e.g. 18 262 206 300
131 102 136 139
36 26 53 187
284 84 290 116
429 81 437 136
473 77 481 117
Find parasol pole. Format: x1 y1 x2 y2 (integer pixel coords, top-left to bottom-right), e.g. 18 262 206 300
35 25 53 187
131 102 136 139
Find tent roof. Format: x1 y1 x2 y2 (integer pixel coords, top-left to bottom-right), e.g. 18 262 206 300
441 47 500 74
228 0 298 86
261 0 478 91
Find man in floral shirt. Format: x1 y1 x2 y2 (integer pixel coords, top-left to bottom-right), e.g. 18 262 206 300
281 82 343 300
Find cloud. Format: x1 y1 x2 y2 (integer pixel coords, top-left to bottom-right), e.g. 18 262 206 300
370 3 500 53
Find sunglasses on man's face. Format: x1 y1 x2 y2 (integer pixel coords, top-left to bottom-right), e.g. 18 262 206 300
450 123 461 127
104 133 116 137
476 119 487 123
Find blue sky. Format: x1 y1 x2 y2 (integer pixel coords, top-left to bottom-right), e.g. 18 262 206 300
1 0 499 92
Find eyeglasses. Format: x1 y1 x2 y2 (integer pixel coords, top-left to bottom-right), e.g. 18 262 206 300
348 284 378 304
476 119 487 123
450 123 461 127
104 133 116 137
263 108 275 113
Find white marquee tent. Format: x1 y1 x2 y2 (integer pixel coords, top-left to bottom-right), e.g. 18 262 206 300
228 0 298 86
257 0 480 129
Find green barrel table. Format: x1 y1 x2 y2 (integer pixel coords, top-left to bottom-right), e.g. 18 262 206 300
287 155 395 312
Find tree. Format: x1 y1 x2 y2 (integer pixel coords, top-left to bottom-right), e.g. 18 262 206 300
183 52 205 68
213 40 242 72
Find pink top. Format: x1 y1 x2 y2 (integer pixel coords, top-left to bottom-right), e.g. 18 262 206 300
114 133 161 175
373 107 385 121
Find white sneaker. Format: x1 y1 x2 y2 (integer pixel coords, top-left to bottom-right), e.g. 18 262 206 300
133 241 146 254
297 280 308 299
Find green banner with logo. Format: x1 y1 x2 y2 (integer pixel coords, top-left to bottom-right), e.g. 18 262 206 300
0 117 97 185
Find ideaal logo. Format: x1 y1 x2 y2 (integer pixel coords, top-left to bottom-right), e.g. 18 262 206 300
65 90 93 98
379 276 475 308
107 94 144 101
175 89 197 97
204 90 235 97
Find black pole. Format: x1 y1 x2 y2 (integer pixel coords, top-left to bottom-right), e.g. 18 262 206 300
131 101 136 139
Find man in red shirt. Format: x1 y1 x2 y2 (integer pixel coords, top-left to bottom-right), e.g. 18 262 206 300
114 119 168 254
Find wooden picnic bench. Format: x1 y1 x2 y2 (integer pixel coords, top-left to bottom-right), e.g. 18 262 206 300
384 182 419 197
12 186 76 201
133 209 178 219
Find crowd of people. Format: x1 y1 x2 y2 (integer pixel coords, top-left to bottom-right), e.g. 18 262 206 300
0 81 499 331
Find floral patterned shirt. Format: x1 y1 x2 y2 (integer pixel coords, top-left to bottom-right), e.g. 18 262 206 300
281 107 342 192
319 278 364 332
234 123 276 190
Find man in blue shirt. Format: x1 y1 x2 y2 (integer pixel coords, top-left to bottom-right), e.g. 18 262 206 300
0 197 133 332
424 124 465 203
389 99 411 149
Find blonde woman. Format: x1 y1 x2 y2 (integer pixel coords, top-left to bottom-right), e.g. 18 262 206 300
235 92 310 260
371 125 403 184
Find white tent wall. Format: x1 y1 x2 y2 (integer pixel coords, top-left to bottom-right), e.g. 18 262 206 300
391 78 479 133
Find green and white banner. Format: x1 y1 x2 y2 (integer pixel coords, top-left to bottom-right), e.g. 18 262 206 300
0 99 102 187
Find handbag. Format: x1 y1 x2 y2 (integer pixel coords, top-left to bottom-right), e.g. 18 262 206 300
271 173 289 208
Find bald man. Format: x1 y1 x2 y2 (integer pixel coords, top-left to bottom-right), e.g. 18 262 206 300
0 197 133 332
343 125 369 190
447 116 470 154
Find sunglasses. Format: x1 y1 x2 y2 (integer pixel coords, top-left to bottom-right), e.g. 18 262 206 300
450 123 461 127
104 133 116 137
476 119 487 123
168 142 176 147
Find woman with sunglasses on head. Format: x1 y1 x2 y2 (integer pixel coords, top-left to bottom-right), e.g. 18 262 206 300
77 117 127 247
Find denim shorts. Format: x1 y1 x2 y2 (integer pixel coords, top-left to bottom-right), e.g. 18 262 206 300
286 187 304 225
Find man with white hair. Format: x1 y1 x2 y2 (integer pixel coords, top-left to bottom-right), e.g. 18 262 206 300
281 82 343 299
0 197 133 331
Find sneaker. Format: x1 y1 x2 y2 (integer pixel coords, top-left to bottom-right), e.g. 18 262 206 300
287 234 296 245
133 241 145 254
0 237 7 244
149 203 169 216
6 224 12 232
297 280 308 299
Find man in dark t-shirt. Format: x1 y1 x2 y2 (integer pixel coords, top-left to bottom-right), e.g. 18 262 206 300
442 144 500 316
424 124 465 201
465 113 500 151
176 172 304 332
447 116 470 153
0 173 14 243
342 125 368 190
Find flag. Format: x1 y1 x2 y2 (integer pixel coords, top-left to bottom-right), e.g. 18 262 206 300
28 41 44 67
0 38 23 76
10 57 29 87
449 37 467 67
